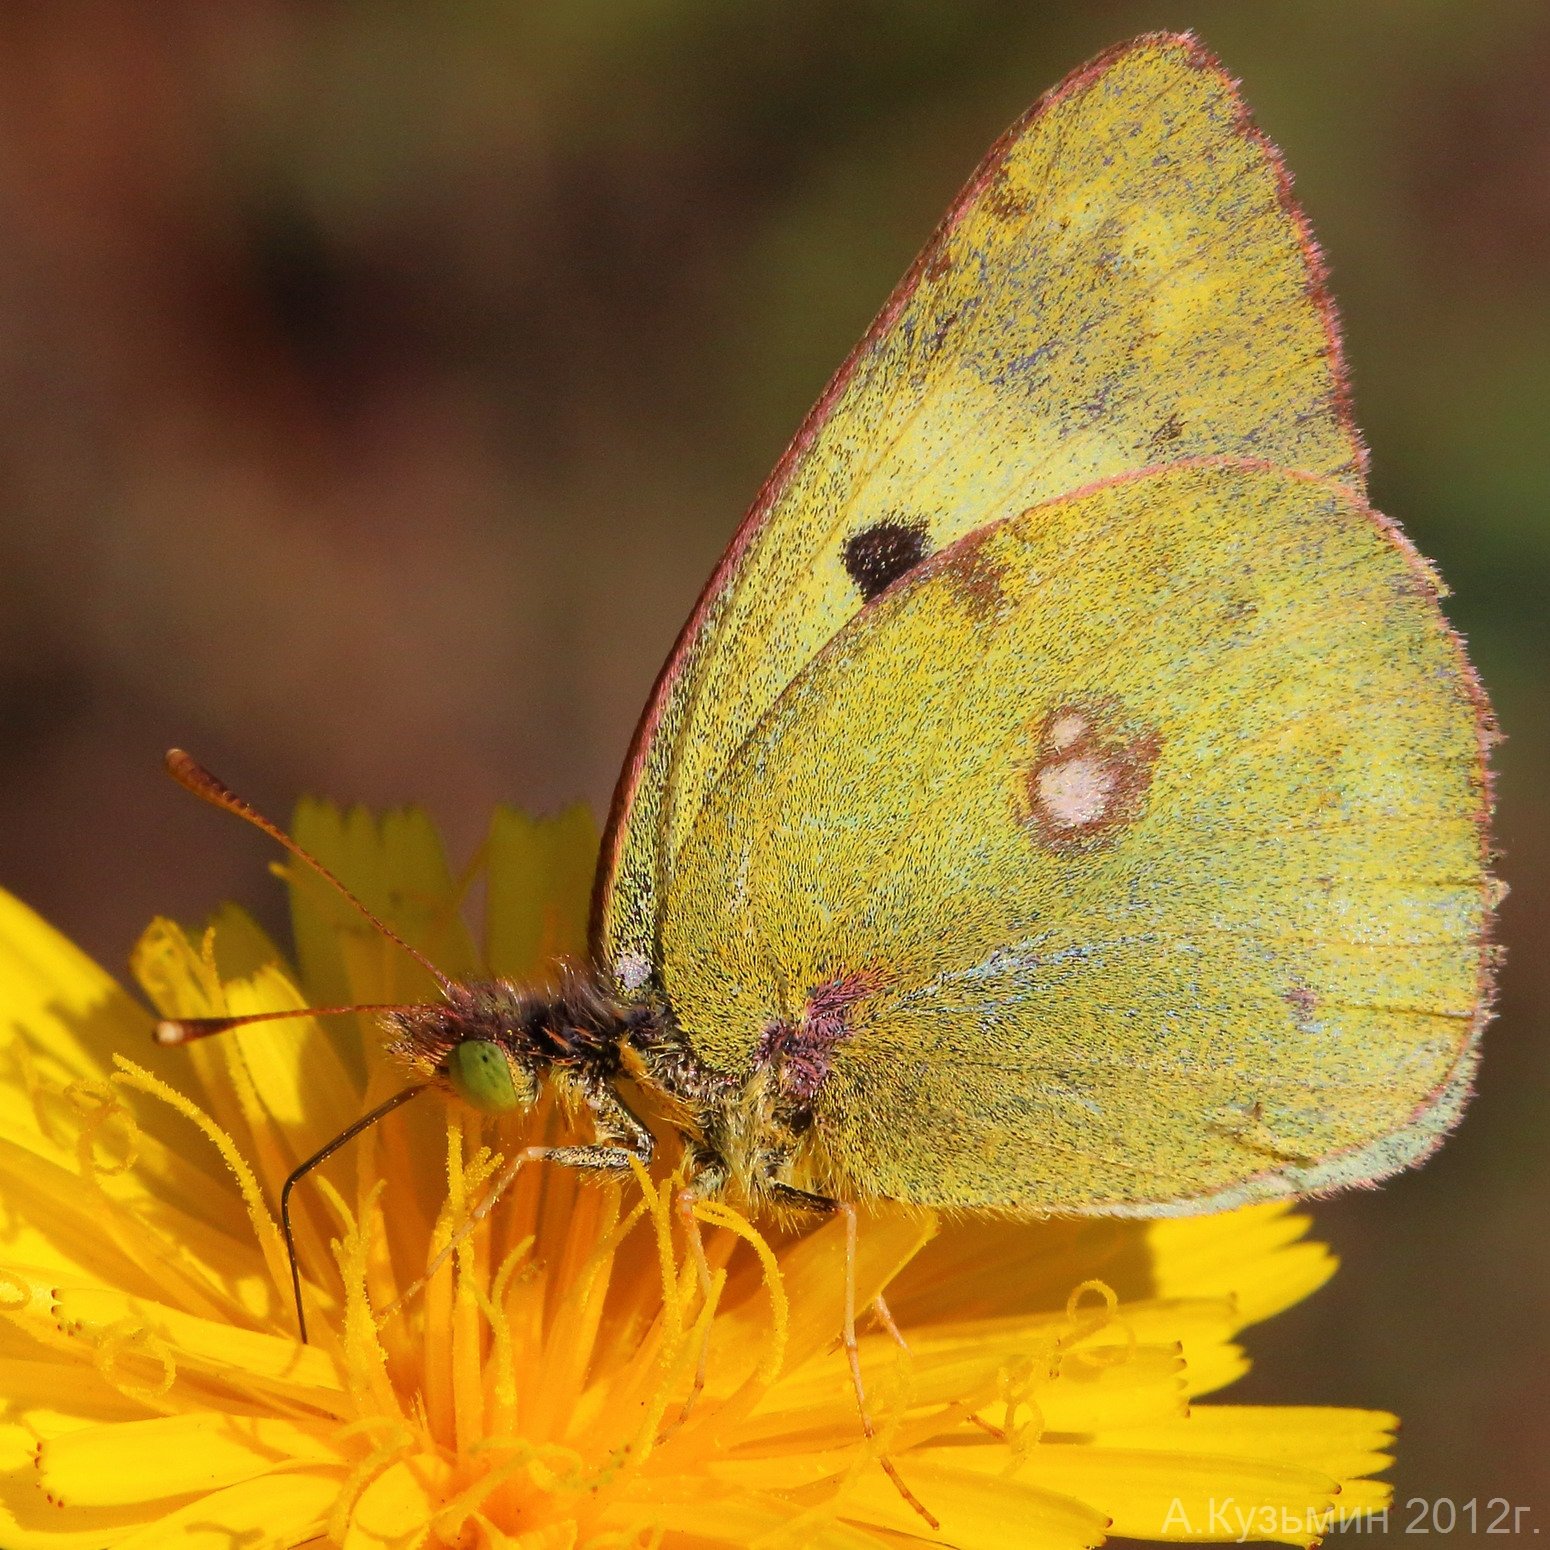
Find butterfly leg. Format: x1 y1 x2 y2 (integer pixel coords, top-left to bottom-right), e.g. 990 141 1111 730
766 1180 836 1214
583 1080 655 1166
762 1187 921 1402
756 1164 935 1527
838 1201 939 1530
870 1289 909 1352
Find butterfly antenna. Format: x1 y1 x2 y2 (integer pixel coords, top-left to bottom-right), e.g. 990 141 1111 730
154 1002 427 1047
164 749 456 999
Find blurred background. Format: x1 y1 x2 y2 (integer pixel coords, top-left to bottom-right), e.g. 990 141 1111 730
0 2 1542 1538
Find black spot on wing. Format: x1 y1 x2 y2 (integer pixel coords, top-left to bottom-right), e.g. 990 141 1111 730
841 520 929 602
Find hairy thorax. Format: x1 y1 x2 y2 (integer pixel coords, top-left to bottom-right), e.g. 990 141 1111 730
381 967 828 1214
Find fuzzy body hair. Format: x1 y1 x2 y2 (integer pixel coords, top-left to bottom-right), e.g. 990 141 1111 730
382 965 829 1212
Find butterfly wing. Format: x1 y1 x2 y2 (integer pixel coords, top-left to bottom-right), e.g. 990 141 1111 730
595 33 1366 984
654 462 1493 1213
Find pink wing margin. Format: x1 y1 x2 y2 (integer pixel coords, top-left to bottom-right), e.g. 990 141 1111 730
589 29 1366 950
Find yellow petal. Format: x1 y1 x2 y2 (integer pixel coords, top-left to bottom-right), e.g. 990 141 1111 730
486 805 598 981
47 1283 344 1408
1177 1342 1252 1400
341 1454 445 1550
0 888 211 1173
0 1138 179 1293
0 1464 156 1550
290 799 477 1010
1147 1207 1337 1326
0 1358 146 1436
1330 1476 1393 1522
133 909 363 1185
492 1522 579 1550
112 1466 341 1550
1100 1405 1396 1479
0 890 146 1080
204 907 365 1161
36 1413 343 1506
937 1441 1345 1546
603 1481 899 1548
830 1461 1110 1549
889 1217 1146 1325
737 1209 935 1380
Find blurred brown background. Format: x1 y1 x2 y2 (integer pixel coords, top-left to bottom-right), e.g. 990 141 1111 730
0 3 1542 1539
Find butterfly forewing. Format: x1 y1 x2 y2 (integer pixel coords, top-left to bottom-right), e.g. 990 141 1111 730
597 34 1366 985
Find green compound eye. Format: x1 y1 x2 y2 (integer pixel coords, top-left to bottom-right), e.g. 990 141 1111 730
445 1040 534 1113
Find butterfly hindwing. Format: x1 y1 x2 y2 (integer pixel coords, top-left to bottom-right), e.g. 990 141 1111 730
656 463 1491 1213
596 33 1365 984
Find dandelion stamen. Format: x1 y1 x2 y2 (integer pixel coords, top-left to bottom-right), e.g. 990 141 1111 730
691 1197 790 1387
325 1427 418 1546
664 1187 717 1431
94 1318 177 1405
475 1235 536 1423
111 1057 293 1306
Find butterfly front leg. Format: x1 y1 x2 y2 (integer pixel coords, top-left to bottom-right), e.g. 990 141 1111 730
558 1079 654 1171
674 1140 832 1212
765 1179 836 1214
679 1139 729 1198
755 1132 836 1214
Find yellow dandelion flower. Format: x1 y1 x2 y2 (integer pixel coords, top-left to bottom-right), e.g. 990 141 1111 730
0 797 1394 1549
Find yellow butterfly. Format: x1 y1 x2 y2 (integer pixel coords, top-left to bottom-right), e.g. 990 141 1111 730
591 29 1497 1219
167 32 1496 1249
